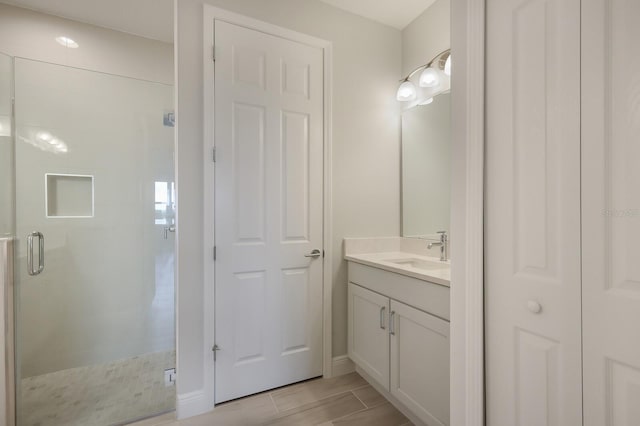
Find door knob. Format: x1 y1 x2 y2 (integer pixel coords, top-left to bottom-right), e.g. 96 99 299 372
304 249 321 258
527 300 542 314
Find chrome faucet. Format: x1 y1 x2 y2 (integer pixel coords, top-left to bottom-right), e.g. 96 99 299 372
427 231 449 262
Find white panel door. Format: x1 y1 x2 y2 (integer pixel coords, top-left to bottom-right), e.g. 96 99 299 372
390 300 449 426
214 20 324 403
582 1 640 424
347 283 390 390
485 0 583 424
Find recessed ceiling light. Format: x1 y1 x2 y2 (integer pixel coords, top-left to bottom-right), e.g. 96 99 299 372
55 36 79 48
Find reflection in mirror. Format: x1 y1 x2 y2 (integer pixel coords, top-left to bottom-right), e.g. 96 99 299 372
401 92 451 238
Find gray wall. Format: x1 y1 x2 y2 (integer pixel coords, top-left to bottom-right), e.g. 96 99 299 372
176 0 402 396
402 0 451 77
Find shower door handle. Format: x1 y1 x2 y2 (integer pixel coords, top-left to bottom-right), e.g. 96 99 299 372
27 231 44 276
164 225 176 239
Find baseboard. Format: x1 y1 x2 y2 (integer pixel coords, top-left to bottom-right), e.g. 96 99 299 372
331 355 355 377
176 389 214 420
177 359 352 418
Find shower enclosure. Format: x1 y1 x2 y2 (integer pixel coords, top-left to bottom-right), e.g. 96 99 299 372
1 54 176 425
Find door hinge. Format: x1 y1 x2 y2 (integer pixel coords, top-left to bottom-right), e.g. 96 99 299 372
212 344 220 361
213 246 217 261
212 46 216 62
323 250 325 258
212 147 216 162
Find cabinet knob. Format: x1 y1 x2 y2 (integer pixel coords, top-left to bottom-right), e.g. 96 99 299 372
527 300 542 314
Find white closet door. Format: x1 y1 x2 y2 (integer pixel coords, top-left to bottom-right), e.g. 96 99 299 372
485 0 583 424
582 1 640 424
213 20 324 403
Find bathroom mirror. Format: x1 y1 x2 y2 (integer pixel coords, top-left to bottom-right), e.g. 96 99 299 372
401 92 451 238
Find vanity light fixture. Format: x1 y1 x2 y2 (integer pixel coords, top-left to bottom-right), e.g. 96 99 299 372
419 97 434 106
397 48 451 102
396 79 417 101
55 36 79 48
419 67 440 88
443 52 452 76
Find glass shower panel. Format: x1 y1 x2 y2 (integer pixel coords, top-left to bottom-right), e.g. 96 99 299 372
0 53 13 237
14 58 175 426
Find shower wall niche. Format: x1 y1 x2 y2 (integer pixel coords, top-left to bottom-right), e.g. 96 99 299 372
45 174 94 218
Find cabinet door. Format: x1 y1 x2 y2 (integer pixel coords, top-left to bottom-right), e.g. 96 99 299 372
390 300 449 426
348 283 390 390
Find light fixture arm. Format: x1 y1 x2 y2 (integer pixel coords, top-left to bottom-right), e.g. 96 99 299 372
398 48 451 82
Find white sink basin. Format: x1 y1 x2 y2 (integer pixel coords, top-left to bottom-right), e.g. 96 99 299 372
384 257 447 271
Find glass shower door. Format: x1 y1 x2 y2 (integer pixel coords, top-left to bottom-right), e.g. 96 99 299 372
13 58 175 426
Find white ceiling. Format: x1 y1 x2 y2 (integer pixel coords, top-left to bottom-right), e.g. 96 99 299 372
0 0 173 43
318 0 437 29
1 0 435 43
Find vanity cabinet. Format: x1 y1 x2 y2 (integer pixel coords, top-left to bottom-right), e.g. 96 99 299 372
348 280 450 426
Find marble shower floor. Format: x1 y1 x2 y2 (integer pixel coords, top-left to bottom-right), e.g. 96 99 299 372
20 350 176 426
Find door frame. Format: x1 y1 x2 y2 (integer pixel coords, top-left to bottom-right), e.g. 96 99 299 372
201 4 334 408
450 0 485 425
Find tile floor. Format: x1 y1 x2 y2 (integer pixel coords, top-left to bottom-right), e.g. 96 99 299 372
129 372 413 426
20 350 176 426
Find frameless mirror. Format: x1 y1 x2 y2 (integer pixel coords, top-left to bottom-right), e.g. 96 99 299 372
401 92 451 238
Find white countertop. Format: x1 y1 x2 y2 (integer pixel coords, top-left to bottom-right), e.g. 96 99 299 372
345 251 451 287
